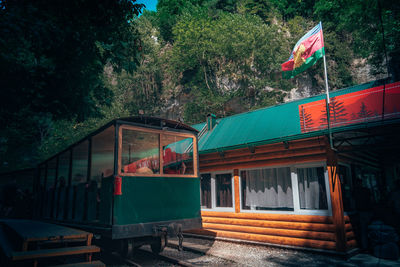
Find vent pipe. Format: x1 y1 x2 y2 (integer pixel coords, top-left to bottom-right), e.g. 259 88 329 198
206 114 216 131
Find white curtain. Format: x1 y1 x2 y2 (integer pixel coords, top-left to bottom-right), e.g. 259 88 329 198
245 167 293 209
298 167 328 210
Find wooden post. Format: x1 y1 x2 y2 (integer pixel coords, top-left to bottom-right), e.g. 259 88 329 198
86 233 93 262
234 169 240 213
326 143 346 252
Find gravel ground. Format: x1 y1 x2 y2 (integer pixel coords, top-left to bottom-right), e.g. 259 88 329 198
142 244 240 266
169 236 400 267
99 236 400 267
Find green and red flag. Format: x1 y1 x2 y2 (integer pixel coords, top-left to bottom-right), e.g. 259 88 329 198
282 22 325 79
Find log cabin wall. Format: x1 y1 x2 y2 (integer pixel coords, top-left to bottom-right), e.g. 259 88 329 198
193 136 357 252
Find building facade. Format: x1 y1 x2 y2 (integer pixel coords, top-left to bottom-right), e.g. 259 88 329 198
189 79 400 253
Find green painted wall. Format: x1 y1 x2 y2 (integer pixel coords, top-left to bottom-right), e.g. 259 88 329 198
113 176 201 225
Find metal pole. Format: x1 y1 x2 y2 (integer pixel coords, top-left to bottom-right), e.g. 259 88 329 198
323 54 331 104
321 24 335 150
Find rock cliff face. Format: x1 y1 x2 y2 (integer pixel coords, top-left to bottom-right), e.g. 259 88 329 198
157 59 383 123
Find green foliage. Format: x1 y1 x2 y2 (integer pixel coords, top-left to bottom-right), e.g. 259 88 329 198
0 0 144 171
2 0 399 172
314 0 400 80
157 0 206 42
168 9 291 122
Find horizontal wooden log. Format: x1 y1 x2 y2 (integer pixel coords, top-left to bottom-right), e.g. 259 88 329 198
200 137 325 161
346 231 355 241
200 146 326 168
345 223 353 231
203 223 336 241
201 211 333 224
188 228 336 250
202 217 335 232
201 154 327 172
346 239 357 250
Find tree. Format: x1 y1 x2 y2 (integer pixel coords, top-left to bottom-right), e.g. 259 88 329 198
300 105 315 132
168 9 291 122
320 97 348 127
357 102 374 121
0 0 144 171
314 0 400 81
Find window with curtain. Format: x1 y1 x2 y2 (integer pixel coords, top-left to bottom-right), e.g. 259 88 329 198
200 173 211 209
298 167 328 210
216 173 232 208
241 167 293 211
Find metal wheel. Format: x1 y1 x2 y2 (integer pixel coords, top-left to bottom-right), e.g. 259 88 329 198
120 239 134 258
150 235 167 254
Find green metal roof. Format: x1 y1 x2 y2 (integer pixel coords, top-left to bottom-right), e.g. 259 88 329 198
193 79 398 154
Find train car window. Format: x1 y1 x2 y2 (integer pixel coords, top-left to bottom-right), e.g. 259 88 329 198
71 140 89 185
39 164 46 188
46 158 57 190
121 129 160 174
162 134 194 175
91 126 115 187
57 150 70 187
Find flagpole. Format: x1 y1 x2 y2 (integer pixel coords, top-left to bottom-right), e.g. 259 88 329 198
321 22 335 150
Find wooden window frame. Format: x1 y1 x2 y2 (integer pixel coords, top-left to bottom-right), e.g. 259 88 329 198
117 125 198 178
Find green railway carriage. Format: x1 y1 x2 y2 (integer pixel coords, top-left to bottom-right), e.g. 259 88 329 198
34 117 201 254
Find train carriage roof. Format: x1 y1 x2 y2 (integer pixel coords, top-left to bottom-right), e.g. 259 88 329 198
39 116 198 165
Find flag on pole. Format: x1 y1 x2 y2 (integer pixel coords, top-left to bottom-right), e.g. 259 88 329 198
281 22 325 79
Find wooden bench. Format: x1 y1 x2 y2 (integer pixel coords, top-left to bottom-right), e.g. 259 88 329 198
0 220 103 267
11 245 100 261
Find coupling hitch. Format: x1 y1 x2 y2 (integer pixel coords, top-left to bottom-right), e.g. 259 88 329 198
177 227 183 251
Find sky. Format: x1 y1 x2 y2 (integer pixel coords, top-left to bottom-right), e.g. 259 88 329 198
137 0 157 12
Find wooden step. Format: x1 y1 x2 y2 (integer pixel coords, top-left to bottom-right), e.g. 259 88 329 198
50 260 105 267
11 245 100 261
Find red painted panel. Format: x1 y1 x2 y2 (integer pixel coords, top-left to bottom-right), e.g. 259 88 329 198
299 81 400 133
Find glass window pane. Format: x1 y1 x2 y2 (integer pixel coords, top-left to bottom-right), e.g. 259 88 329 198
91 126 115 187
162 134 194 175
57 151 70 187
200 173 211 208
46 158 57 190
216 173 232 207
71 141 89 185
241 167 293 211
121 129 160 174
298 167 328 210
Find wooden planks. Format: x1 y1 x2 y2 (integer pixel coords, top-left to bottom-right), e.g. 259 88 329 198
189 228 336 250
203 223 336 241
12 245 100 261
197 210 339 251
201 211 333 224
202 217 335 232
0 219 90 243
